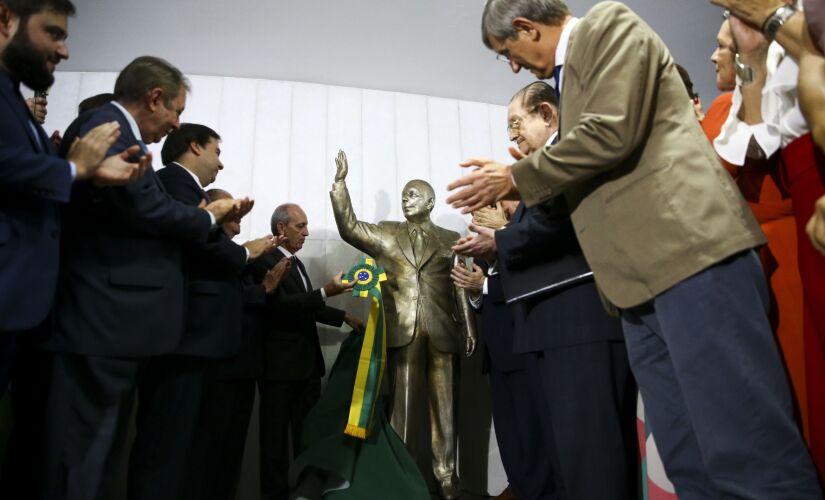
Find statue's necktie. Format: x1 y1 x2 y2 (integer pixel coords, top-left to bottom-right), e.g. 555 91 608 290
411 228 425 265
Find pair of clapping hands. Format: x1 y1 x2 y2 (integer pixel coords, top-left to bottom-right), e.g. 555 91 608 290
450 204 509 295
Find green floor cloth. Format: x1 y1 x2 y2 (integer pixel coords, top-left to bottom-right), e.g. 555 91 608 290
288 331 430 500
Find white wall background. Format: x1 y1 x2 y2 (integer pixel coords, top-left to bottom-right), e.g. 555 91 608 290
35 71 514 497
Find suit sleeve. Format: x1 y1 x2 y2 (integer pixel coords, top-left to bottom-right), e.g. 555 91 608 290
495 207 579 269
68 118 211 242
512 3 663 206
161 171 247 275
0 100 72 202
316 305 346 328
330 180 385 256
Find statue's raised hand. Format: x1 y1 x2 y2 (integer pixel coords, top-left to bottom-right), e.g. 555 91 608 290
335 149 349 181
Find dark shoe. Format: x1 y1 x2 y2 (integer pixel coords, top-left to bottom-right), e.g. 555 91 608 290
494 486 518 500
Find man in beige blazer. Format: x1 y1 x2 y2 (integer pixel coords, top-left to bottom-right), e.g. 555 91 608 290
446 1 822 498
330 151 477 499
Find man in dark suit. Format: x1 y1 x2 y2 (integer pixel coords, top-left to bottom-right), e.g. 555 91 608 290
123 124 278 500
452 207 553 500
249 203 363 500
449 1 821 496
454 82 637 499
43 56 253 500
184 188 292 500
0 0 146 396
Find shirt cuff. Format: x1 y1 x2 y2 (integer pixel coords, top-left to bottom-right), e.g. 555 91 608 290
206 210 216 226
483 277 489 295
319 288 327 301
244 247 251 262
68 161 77 180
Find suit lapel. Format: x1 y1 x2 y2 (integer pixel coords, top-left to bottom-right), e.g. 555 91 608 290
395 223 417 267
0 74 44 153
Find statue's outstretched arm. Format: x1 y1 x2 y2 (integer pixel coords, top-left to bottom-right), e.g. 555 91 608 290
330 150 384 257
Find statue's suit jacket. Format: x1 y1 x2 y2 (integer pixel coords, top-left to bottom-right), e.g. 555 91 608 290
512 1 765 309
330 182 476 352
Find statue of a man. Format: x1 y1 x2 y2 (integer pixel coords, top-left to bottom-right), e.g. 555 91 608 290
330 150 477 499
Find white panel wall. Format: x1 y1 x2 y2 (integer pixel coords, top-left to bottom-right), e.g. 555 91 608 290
38 71 517 495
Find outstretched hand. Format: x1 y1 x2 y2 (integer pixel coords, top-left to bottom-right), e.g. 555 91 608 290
323 271 355 297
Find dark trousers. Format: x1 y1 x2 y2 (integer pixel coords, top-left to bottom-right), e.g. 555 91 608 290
184 376 257 500
43 353 141 500
527 341 638 500
0 331 16 400
488 367 556 500
128 355 207 500
0 332 52 499
622 250 822 499
258 377 321 500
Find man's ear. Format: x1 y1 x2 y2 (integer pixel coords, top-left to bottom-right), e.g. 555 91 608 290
146 87 165 112
512 17 539 40
0 3 20 40
189 140 201 156
539 102 556 125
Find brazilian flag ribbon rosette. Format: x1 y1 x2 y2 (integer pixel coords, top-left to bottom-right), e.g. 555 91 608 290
341 258 388 439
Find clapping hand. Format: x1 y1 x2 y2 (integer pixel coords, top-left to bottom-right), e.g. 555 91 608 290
450 260 485 295
206 197 255 224
263 257 292 294
244 235 278 260
92 147 151 187
452 223 497 261
446 158 519 214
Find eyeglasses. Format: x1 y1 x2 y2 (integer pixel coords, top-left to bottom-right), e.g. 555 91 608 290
506 106 540 134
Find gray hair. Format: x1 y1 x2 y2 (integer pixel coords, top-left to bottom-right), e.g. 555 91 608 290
510 81 558 109
481 0 570 48
114 56 191 107
270 203 297 235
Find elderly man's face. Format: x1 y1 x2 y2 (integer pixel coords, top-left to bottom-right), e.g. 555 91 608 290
141 87 186 144
711 20 737 92
507 100 556 155
1 9 69 91
278 205 309 254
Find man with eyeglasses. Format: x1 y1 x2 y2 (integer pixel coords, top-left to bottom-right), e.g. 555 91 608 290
446 0 821 497
454 80 636 499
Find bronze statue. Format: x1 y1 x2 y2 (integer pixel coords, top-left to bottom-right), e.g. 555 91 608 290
330 150 477 499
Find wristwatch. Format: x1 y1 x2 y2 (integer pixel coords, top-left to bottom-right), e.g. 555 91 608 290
762 3 798 40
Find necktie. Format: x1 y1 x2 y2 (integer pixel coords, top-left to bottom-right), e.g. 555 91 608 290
552 65 563 102
411 227 426 265
294 257 310 291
